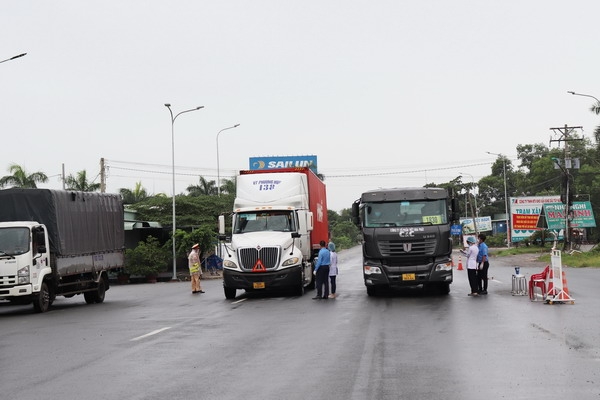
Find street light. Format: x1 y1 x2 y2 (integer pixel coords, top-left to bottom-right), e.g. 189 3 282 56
567 91 600 104
165 103 204 281
0 53 26 64
216 124 240 196
460 172 478 235
487 152 510 247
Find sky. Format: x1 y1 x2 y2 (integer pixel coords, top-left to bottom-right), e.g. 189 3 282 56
2 1 599 212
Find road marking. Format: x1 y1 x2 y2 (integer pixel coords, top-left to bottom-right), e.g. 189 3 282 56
231 298 247 305
131 327 171 341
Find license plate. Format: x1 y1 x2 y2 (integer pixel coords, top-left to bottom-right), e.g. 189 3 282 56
253 282 265 289
402 273 416 281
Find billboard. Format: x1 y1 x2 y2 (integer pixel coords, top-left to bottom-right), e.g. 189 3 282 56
459 216 492 234
249 155 318 173
541 201 596 230
510 196 560 242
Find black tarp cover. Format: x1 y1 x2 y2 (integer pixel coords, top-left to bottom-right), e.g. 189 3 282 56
0 189 124 255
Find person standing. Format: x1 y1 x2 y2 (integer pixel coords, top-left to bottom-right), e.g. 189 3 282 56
312 240 330 300
188 243 204 294
461 236 480 296
328 241 338 298
477 233 490 294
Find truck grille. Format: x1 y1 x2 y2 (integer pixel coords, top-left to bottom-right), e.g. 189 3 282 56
0 275 17 287
378 239 437 257
238 247 280 271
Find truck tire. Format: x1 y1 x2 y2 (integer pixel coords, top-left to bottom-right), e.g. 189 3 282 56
84 277 107 304
438 282 451 295
33 281 51 313
366 286 378 297
224 287 237 299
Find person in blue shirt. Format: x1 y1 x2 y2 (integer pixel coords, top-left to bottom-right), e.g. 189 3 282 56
312 240 331 300
477 233 490 295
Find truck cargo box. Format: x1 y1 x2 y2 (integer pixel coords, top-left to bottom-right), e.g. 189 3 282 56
0 188 124 256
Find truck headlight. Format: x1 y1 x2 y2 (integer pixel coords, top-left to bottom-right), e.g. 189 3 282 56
435 261 453 271
17 265 30 284
364 265 382 275
282 257 300 267
223 260 238 269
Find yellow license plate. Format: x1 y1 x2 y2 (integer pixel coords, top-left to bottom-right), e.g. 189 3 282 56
253 282 266 289
402 273 416 281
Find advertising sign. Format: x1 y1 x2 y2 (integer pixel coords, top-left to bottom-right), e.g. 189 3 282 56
510 196 560 242
249 155 318 173
542 201 596 230
459 216 492 234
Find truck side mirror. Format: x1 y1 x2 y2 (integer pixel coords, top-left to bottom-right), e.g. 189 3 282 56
351 200 360 226
37 245 47 254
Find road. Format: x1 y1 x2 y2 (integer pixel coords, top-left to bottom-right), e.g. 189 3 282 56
1 246 599 400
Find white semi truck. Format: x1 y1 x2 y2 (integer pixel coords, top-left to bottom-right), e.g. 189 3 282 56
218 167 329 299
0 189 124 312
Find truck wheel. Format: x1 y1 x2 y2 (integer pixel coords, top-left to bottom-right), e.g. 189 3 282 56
224 287 237 299
366 286 378 297
438 282 451 295
293 283 304 297
33 281 51 313
84 277 107 304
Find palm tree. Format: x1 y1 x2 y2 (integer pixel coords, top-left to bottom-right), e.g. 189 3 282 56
0 164 48 188
187 176 217 196
219 178 236 195
591 103 600 145
119 181 149 204
64 170 101 192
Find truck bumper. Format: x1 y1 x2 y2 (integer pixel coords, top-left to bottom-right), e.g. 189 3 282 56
364 264 453 288
223 266 302 291
0 284 33 299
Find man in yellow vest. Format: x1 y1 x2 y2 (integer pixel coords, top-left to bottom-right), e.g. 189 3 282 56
188 244 204 294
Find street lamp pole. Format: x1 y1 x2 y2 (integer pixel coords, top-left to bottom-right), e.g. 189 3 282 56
216 124 240 196
165 103 204 281
460 172 478 235
487 152 510 247
0 53 27 64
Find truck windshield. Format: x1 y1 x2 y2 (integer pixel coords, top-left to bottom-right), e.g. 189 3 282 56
0 227 30 256
363 199 448 227
234 211 296 233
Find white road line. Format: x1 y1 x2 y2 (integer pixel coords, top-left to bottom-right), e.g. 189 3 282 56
131 327 172 341
231 298 247 305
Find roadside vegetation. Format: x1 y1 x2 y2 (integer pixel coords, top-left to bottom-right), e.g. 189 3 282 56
490 243 600 268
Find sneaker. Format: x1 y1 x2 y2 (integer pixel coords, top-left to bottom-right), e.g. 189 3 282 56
481 290 488 295
312 296 322 300
328 294 335 299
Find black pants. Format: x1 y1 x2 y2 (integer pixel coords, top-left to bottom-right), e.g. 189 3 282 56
478 261 490 292
316 266 330 298
329 275 337 294
467 269 479 294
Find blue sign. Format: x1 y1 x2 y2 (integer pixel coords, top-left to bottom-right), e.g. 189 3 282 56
451 224 463 236
249 155 318 173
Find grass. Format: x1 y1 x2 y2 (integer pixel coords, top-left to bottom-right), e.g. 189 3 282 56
490 245 600 268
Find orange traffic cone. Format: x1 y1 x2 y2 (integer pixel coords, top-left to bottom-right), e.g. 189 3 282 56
457 255 464 271
547 268 555 296
556 271 572 301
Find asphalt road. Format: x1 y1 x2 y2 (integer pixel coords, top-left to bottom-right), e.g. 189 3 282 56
1 246 598 400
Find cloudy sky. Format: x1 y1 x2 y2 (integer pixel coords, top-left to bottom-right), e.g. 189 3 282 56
2 1 599 212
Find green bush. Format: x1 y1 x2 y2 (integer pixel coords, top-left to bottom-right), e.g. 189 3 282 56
125 236 170 276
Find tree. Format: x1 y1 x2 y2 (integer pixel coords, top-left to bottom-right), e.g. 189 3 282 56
187 176 217 196
219 178 236 195
0 164 48 188
119 181 149 204
64 170 101 192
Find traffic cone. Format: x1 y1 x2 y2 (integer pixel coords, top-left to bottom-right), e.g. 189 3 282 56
457 255 464 271
556 271 573 301
546 268 555 297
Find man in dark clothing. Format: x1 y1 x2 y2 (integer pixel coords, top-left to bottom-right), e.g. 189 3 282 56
312 240 330 300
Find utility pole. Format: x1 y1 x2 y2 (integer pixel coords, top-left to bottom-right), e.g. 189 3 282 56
549 124 583 251
100 158 106 193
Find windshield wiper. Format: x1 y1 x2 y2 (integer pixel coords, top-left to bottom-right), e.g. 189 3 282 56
0 250 15 259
